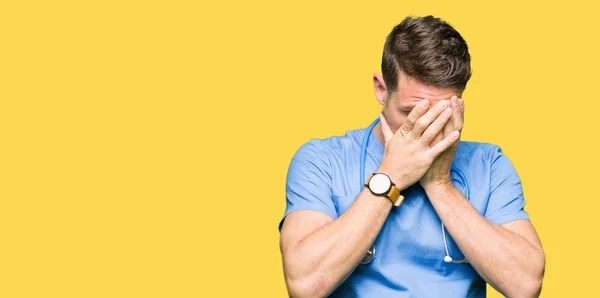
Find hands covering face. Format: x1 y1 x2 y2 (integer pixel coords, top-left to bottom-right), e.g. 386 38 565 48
378 96 464 190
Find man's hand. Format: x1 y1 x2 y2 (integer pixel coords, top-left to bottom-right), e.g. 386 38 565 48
378 99 459 191
420 96 464 189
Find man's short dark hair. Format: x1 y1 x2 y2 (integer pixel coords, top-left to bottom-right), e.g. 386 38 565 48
382 16 472 92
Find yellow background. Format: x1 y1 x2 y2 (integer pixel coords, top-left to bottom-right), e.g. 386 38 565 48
1 0 598 297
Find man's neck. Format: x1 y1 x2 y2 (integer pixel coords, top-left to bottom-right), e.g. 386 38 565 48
373 122 386 147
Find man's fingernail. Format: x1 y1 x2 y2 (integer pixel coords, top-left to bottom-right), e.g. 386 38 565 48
443 107 452 116
452 96 458 105
421 100 429 107
440 100 448 107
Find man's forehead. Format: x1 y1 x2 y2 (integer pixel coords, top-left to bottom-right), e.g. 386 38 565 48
393 89 459 106
394 76 461 106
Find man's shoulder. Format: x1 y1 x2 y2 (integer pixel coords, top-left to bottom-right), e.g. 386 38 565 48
458 141 498 151
457 141 503 161
295 127 366 156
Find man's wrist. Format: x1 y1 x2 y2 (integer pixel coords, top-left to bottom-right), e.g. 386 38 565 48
422 180 456 198
375 167 408 191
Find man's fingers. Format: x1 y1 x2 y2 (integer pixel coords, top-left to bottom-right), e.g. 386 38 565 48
452 96 464 132
443 98 455 138
429 130 460 157
443 120 453 142
420 106 453 144
457 97 464 131
410 99 449 138
379 113 394 142
400 100 430 136
430 131 444 147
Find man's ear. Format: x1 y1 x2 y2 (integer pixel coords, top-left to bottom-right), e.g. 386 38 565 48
373 73 388 106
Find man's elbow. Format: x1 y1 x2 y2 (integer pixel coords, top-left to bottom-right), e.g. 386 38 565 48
285 274 329 298
527 250 547 297
520 275 544 298
507 254 546 297
503 276 542 298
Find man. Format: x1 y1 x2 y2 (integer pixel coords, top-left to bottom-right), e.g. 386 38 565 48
279 16 545 297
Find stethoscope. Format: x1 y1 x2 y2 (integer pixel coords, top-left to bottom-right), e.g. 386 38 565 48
359 118 470 265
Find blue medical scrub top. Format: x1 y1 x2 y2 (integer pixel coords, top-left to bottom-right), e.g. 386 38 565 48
279 125 530 297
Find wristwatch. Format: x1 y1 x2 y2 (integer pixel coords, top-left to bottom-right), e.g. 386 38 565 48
365 173 404 206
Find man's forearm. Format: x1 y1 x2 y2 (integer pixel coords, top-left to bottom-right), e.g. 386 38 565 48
424 184 545 297
283 188 392 297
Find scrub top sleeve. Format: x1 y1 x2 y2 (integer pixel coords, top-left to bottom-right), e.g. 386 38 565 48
279 140 337 231
484 146 530 226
